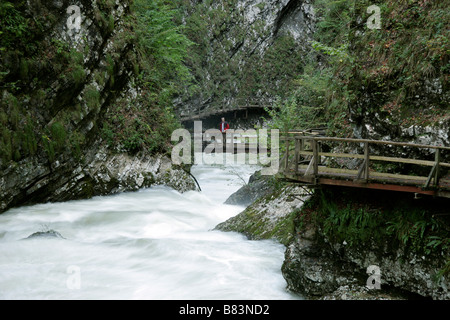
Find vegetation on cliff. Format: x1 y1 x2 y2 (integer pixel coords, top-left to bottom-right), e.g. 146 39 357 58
0 0 192 169
266 0 449 137
172 0 311 114
101 0 193 155
303 188 449 254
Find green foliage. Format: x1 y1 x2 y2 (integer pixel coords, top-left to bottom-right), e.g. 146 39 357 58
269 0 449 136
318 190 385 246
69 131 85 161
435 260 450 280
0 1 30 49
50 122 67 152
0 127 13 164
0 91 39 164
309 188 450 258
41 122 68 162
102 94 180 155
84 85 101 111
134 0 193 86
350 0 450 126
101 0 190 155
311 41 350 61
70 64 86 86
0 0 191 170
21 116 38 157
41 134 56 163
386 211 449 255
265 0 354 136
263 95 323 133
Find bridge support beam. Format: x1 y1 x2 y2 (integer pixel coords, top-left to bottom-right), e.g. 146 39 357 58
314 178 440 197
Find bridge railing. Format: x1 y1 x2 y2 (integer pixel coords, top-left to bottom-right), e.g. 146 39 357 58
280 134 450 190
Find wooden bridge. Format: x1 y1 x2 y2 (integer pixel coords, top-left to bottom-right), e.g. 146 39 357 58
279 134 450 199
180 99 271 122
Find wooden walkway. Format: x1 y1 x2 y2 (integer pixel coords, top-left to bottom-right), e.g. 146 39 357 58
180 99 271 122
280 134 450 199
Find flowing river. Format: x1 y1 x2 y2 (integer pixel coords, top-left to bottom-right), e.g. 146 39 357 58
0 155 300 300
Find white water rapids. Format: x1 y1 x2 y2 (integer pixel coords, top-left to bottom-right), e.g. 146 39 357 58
0 156 300 300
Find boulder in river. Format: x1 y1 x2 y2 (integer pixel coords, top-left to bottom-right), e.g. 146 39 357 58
25 230 65 240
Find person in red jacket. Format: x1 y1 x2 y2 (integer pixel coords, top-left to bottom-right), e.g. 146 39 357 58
219 117 230 133
219 117 230 147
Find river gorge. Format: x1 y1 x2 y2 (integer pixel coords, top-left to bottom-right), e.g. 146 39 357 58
0 154 300 300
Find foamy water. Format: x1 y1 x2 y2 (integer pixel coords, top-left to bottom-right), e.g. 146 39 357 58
0 154 300 300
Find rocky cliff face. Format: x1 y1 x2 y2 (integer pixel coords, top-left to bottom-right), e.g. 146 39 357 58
283 223 450 300
348 0 450 161
0 0 196 213
174 0 315 118
0 143 197 212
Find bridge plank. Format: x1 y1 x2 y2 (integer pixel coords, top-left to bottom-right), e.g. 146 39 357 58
294 165 429 182
298 151 450 167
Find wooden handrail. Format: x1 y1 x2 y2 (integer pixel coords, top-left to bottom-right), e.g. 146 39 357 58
280 134 449 190
290 135 450 151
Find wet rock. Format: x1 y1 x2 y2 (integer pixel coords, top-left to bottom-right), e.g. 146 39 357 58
319 284 406 300
216 184 309 246
224 170 279 206
25 230 65 240
282 218 450 300
1 144 198 213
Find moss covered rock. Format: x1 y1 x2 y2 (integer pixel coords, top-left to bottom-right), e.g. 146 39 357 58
216 183 310 246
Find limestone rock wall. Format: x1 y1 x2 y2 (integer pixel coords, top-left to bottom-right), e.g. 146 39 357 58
0 0 197 213
174 0 315 118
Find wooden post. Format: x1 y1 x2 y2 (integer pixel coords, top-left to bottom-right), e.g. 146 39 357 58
294 137 300 175
312 139 319 178
435 149 440 186
364 142 370 181
285 138 290 173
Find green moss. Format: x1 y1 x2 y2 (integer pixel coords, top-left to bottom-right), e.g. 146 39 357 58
107 14 115 34
106 54 115 76
69 64 86 86
271 209 298 246
42 134 55 163
50 122 67 151
0 127 13 163
84 85 101 111
255 2 266 11
0 111 7 126
23 116 37 156
19 58 29 80
69 131 85 161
